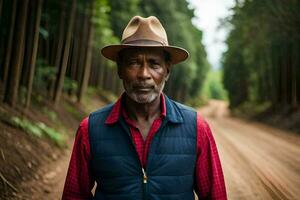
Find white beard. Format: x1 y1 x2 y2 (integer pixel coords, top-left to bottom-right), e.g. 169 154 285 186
123 80 166 104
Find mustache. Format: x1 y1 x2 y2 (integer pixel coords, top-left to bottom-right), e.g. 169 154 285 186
132 83 155 88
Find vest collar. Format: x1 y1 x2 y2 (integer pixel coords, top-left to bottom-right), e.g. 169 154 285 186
105 93 172 125
164 95 184 124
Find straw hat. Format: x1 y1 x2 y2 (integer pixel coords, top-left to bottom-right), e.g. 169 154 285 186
101 16 189 64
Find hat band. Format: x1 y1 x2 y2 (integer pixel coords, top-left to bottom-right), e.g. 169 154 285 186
122 39 167 46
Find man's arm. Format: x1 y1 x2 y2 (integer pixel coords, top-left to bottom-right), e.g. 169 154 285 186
195 113 227 199
62 117 95 200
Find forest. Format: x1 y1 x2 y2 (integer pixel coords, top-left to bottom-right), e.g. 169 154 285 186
0 1 210 197
0 0 209 110
1 0 300 199
223 0 300 115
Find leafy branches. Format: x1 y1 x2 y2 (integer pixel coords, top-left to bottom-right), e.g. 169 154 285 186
223 0 300 111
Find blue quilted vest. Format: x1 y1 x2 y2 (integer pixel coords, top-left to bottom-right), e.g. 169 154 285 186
88 95 197 200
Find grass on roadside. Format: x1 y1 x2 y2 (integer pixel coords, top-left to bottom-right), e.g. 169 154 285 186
12 117 66 147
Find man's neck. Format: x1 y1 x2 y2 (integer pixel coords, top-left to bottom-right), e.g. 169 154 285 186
124 94 161 122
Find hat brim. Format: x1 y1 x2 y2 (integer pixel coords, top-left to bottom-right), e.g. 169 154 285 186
101 44 189 65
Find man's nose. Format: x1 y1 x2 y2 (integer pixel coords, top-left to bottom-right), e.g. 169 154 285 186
137 62 151 79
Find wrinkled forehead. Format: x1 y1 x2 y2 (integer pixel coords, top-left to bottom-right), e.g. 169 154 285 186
119 48 166 59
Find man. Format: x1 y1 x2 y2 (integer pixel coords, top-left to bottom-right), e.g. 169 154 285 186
62 16 227 200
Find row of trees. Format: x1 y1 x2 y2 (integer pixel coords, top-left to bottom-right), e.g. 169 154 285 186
0 0 102 108
223 0 300 111
108 0 210 102
0 0 209 109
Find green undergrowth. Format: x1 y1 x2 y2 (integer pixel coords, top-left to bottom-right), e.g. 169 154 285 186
12 117 66 147
201 69 228 101
80 87 117 113
41 107 58 122
95 88 118 103
64 101 83 121
0 112 66 147
187 96 207 108
231 101 272 118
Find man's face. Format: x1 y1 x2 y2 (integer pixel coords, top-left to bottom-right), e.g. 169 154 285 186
118 48 170 104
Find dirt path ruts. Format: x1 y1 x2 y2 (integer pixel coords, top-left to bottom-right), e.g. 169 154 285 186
200 100 300 200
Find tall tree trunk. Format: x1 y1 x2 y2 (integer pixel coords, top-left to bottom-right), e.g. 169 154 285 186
272 45 280 108
49 4 66 98
69 10 82 97
74 12 84 83
0 0 5 78
50 36 57 66
25 0 43 108
0 0 3 20
280 47 288 107
4 0 29 107
53 0 76 106
103 64 109 90
76 6 89 99
97 57 105 89
297 41 300 106
291 44 297 108
22 0 36 87
91 54 100 86
70 18 80 82
2 0 17 101
54 5 66 69
77 3 94 103
44 15 50 64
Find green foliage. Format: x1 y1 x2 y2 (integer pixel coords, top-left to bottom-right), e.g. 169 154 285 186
1 0 210 107
39 27 49 39
202 70 228 101
186 95 207 108
33 59 56 92
97 88 118 103
93 0 119 48
96 0 210 103
42 107 58 122
232 101 272 118
36 122 65 146
11 117 66 147
222 0 300 110
12 117 43 137
64 102 83 121
138 0 209 102
108 0 141 38
63 77 78 93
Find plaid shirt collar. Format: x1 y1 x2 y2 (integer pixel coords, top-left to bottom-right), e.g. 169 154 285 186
105 93 167 125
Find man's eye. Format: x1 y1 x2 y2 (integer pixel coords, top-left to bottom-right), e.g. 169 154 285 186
129 61 137 64
151 63 161 69
128 61 139 66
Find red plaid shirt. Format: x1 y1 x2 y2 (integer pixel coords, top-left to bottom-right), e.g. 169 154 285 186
62 94 227 199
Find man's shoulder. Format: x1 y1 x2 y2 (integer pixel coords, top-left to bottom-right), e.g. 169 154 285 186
90 103 114 117
165 96 197 124
167 97 196 113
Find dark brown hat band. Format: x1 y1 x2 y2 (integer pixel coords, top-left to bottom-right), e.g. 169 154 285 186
122 39 166 46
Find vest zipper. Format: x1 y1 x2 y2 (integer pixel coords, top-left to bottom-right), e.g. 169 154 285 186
142 167 147 183
118 119 149 199
142 167 148 199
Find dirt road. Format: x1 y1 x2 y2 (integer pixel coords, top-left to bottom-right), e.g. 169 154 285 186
199 100 300 200
19 100 300 199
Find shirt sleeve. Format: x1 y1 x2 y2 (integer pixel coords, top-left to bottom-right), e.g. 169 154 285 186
194 113 227 199
62 117 95 200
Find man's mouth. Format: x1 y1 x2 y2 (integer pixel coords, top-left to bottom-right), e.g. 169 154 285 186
133 85 154 92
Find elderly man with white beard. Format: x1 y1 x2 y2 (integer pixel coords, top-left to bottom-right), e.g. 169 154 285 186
62 16 227 200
